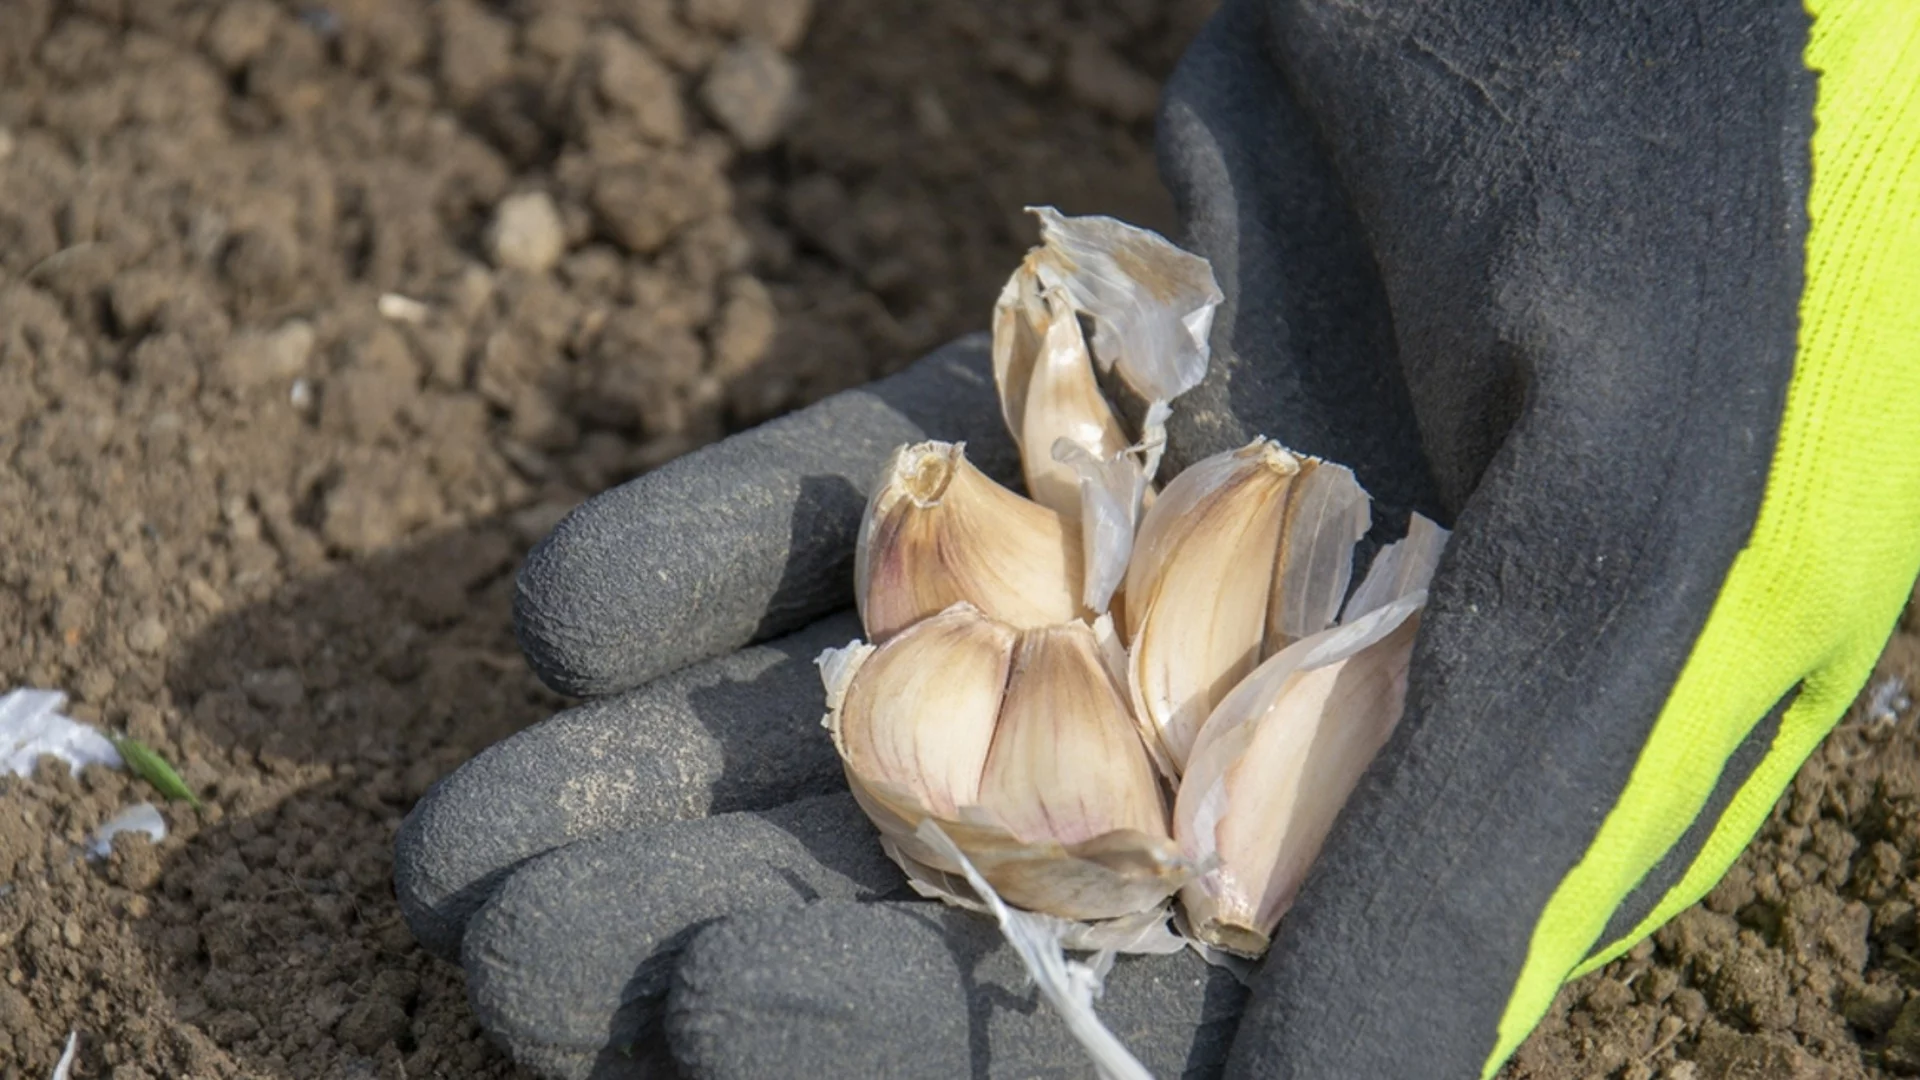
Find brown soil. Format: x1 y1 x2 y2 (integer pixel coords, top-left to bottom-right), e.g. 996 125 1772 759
0 3 1912 1079
1502 611 1920 1080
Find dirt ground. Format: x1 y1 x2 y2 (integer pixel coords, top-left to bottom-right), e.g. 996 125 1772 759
0 3 1915 1079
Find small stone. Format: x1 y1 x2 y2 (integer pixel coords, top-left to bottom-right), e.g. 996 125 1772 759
219 320 315 391
1063 39 1159 124
487 192 567 274
377 293 430 323
699 39 801 152
125 616 169 656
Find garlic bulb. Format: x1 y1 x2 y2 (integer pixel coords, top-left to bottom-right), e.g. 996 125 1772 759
821 207 1442 967
855 441 1086 641
823 604 1188 921
1124 438 1370 774
1174 515 1447 957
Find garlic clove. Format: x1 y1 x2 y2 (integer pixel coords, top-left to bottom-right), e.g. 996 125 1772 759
827 605 1015 818
1175 611 1420 957
990 256 1048 446
1019 295 1132 515
992 265 1133 519
1174 515 1448 957
824 607 1189 923
855 441 1086 641
975 620 1169 848
1123 439 1303 773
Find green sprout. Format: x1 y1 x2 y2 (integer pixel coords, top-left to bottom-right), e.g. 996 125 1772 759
109 735 203 808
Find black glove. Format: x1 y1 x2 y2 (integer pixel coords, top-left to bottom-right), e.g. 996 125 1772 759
397 1 1920 1076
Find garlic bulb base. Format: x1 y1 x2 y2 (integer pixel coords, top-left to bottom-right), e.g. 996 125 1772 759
1192 920 1270 961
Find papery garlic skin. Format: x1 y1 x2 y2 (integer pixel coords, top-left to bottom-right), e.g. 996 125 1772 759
822 605 1189 921
855 441 1086 641
1124 439 1368 774
1053 438 1147 615
1174 516 1447 958
1025 207 1223 408
1265 459 1373 649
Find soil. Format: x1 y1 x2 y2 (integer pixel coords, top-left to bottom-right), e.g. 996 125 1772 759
1496 609 1920 1080
0 3 1914 1079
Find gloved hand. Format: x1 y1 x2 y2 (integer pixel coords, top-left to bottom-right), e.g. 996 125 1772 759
395 1 1920 1077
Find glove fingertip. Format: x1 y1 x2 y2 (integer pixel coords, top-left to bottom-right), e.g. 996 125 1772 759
511 335 1016 699
666 901 1247 1080
666 903 975 1080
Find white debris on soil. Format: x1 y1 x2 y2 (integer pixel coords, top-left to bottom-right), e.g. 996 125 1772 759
50 1031 77 1080
376 292 430 324
1868 676 1911 726
87 803 167 859
0 689 123 778
488 191 568 274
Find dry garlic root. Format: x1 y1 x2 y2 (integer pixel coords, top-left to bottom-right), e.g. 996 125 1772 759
819 207 1447 961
